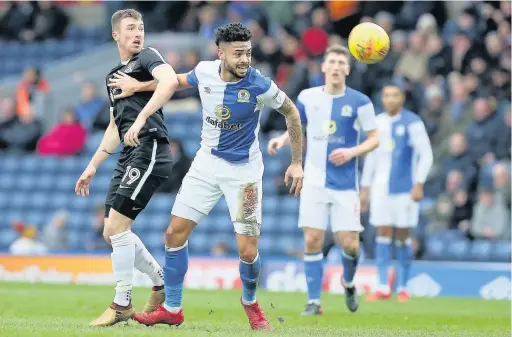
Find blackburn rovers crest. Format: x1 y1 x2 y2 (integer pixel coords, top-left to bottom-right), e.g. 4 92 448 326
341 105 353 117
237 89 250 103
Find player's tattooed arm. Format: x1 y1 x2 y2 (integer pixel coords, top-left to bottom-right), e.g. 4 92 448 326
277 96 303 164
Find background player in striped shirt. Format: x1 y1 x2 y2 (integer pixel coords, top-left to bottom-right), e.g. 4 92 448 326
114 22 304 330
268 45 380 316
361 83 433 302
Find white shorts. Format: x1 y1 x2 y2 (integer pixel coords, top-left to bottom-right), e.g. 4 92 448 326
369 192 419 228
171 148 263 236
298 185 363 232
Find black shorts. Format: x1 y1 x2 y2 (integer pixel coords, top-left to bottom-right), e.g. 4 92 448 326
105 138 173 220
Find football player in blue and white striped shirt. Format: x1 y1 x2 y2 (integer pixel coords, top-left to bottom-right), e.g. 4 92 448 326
360 83 433 302
268 45 380 315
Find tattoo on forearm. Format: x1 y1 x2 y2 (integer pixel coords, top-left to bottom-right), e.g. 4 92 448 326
278 97 302 163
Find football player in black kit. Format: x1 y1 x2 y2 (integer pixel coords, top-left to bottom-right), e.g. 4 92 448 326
74 9 178 327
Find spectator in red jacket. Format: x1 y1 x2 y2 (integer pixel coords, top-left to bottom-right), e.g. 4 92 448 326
37 108 87 156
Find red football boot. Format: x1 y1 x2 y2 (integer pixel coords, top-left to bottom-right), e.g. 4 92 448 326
365 290 392 301
397 289 411 302
241 298 270 331
133 304 184 327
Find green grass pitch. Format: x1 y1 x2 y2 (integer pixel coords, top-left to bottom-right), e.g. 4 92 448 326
0 282 509 337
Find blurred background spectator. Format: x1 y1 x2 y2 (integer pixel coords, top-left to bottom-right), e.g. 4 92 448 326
0 0 509 262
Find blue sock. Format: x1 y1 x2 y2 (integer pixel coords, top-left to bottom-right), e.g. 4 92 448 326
342 250 359 287
240 253 261 303
304 251 324 303
396 239 413 290
375 237 392 291
164 241 189 310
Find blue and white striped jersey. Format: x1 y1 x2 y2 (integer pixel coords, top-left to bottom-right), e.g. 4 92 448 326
187 60 286 163
298 86 377 191
361 109 433 194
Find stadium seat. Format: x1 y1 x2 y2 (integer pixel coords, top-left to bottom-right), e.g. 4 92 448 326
209 214 232 233
188 233 210 254
424 237 446 260
264 159 282 176
0 229 18 249
257 235 274 254
445 238 470 261
19 155 40 172
40 157 60 172
1 155 20 172
261 215 277 233
491 241 511 262
280 196 299 214
469 240 492 261
28 192 49 210
150 214 171 232
25 212 49 228
0 173 15 190
147 194 173 212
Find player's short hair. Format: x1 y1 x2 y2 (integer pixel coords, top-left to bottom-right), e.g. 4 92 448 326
383 81 404 92
215 22 252 46
324 44 351 60
111 9 142 31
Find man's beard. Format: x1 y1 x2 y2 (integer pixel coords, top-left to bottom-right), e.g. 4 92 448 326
225 62 246 79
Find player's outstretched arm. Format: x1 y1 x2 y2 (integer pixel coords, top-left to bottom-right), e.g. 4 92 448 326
108 72 192 98
75 108 120 196
124 64 179 146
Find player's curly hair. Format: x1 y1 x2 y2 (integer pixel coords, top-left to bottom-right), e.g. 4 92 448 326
215 22 252 46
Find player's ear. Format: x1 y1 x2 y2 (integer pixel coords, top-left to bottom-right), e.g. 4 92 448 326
345 63 351 76
217 47 224 60
112 31 118 42
321 61 326 74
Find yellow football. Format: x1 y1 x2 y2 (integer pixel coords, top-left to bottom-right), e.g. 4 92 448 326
348 22 390 64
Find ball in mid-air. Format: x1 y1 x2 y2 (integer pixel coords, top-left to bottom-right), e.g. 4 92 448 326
348 22 390 64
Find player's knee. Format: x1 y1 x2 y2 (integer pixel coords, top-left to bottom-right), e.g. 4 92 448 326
238 244 258 262
395 228 409 242
341 234 360 256
304 231 324 252
165 216 195 247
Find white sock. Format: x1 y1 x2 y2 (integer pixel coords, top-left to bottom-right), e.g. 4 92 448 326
131 232 164 287
163 303 182 313
110 230 135 307
308 299 320 305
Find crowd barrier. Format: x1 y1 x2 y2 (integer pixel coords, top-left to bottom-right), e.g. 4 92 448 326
0 254 509 300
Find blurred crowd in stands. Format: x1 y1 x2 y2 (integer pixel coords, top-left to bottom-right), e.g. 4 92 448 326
0 1 510 255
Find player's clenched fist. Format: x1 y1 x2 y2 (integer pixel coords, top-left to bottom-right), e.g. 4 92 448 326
284 162 304 196
75 165 97 197
411 184 424 202
124 118 145 147
267 137 285 156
